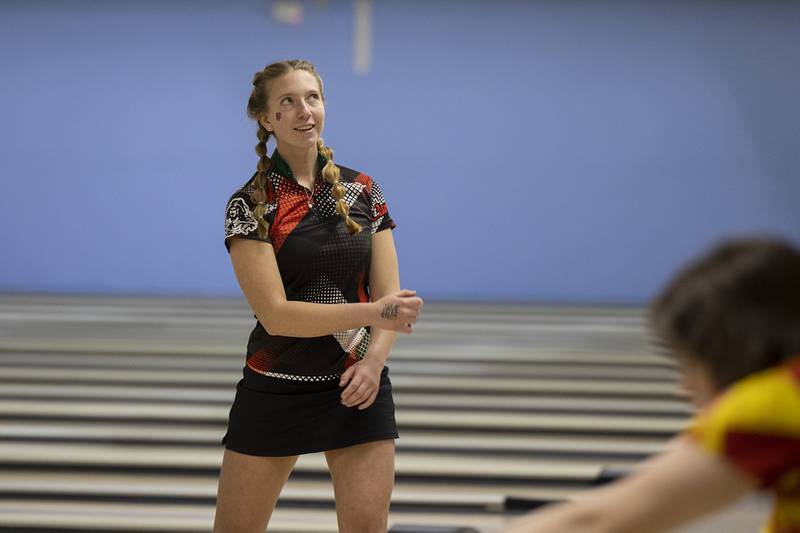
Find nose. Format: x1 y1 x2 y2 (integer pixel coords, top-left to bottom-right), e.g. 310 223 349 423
297 99 311 118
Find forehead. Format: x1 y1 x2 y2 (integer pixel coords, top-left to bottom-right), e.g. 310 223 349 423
269 70 321 97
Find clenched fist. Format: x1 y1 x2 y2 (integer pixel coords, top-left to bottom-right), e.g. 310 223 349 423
371 289 423 333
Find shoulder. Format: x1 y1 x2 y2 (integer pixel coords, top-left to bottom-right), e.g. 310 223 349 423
226 174 258 203
336 164 372 186
701 361 800 436
224 177 259 237
225 171 282 212
335 164 388 200
689 359 800 486
225 175 255 212
224 173 278 237
335 164 378 202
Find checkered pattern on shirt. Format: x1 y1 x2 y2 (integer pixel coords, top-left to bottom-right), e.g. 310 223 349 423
223 160 395 380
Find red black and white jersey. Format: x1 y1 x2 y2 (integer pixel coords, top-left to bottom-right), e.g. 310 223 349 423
224 151 395 382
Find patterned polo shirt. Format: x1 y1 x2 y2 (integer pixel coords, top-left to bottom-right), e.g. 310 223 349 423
688 356 800 533
224 151 395 381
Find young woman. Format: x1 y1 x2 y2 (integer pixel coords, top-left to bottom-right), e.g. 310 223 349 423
215 60 423 533
506 238 800 533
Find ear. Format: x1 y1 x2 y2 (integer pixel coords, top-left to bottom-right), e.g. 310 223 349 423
259 117 272 132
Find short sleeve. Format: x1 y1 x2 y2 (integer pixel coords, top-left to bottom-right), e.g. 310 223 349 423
223 192 272 252
687 364 800 488
368 178 396 235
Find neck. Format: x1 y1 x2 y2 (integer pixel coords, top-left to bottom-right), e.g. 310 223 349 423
275 143 318 187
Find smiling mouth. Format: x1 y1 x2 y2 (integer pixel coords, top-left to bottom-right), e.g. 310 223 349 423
294 125 314 132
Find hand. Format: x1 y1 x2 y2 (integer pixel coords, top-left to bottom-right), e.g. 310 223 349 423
372 289 423 334
339 359 383 410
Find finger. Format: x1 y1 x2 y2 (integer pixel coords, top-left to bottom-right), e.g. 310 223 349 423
402 314 418 325
403 301 423 315
406 297 423 308
339 366 355 388
341 377 362 402
397 289 416 297
384 320 408 333
358 390 379 410
342 374 373 402
347 381 372 404
395 308 416 322
344 382 372 407
349 385 375 407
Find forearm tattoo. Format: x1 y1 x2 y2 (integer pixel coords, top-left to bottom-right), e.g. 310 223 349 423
380 303 399 320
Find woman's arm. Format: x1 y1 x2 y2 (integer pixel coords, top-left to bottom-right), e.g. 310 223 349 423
340 229 413 409
229 236 420 338
362 229 402 365
503 437 755 533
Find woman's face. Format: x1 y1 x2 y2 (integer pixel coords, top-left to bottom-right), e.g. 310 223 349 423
676 355 717 408
262 69 325 153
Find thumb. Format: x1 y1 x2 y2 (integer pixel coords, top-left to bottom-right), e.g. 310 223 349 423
397 289 417 297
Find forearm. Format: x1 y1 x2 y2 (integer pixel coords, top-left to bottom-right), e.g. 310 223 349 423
255 300 377 338
364 230 402 363
504 438 755 533
505 498 615 533
230 239 381 337
364 327 397 365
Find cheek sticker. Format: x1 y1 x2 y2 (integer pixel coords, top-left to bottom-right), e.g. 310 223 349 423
275 112 282 121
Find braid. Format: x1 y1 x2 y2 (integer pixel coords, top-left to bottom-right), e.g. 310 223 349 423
317 139 362 235
248 60 359 236
250 123 271 239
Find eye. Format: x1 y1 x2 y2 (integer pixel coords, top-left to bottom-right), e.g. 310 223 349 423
280 96 293 105
308 93 321 101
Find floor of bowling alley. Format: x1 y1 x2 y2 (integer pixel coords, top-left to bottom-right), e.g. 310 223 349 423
0 294 770 532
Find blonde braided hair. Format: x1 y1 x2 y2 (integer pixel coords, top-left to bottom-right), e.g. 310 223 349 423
317 139 362 235
247 60 361 238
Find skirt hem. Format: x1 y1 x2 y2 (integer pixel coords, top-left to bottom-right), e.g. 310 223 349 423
223 432 399 458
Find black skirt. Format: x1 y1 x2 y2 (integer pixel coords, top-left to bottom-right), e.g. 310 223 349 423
222 365 398 456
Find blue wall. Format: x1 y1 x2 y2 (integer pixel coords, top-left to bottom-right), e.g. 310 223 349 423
2 0 799 302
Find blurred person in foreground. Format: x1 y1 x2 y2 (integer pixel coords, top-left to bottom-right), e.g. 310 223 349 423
506 237 800 533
